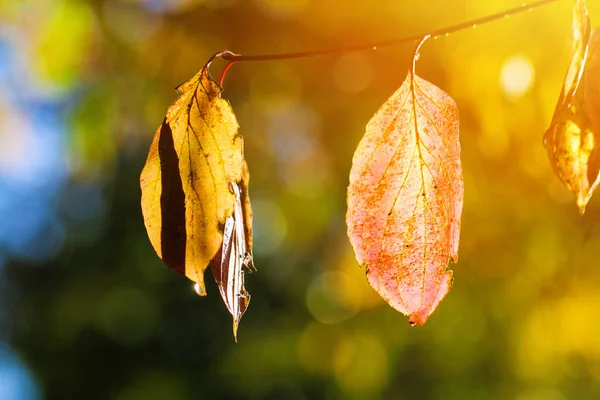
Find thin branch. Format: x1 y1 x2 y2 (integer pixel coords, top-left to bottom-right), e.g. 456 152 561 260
220 0 567 63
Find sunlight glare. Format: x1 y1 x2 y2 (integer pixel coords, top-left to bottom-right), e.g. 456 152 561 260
500 55 535 98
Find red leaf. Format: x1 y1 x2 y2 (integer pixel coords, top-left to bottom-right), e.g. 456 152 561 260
347 58 463 326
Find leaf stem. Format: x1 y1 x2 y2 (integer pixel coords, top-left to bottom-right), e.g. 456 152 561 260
411 35 431 74
219 0 567 63
219 60 238 87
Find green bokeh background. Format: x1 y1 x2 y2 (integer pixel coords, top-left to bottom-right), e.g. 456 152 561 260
2 0 600 398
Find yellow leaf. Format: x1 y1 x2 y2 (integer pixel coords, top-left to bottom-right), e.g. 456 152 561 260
543 0 600 213
140 66 252 308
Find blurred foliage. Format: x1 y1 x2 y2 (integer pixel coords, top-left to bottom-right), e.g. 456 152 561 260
2 0 600 399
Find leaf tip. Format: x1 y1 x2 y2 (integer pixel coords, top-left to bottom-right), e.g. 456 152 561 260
232 318 242 342
233 324 239 342
577 191 592 215
408 312 426 327
194 282 207 296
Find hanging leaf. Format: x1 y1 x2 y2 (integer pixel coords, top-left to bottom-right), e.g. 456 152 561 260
543 0 600 213
208 166 256 341
140 65 254 337
583 28 600 156
347 42 463 326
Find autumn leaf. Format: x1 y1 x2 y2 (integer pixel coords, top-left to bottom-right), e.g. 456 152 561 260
208 165 256 341
346 40 463 326
583 28 600 162
140 65 254 338
543 0 600 213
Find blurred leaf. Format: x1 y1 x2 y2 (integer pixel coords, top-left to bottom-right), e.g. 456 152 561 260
543 0 599 214
69 87 117 178
34 0 94 87
347 57 463 326
140 66 254 338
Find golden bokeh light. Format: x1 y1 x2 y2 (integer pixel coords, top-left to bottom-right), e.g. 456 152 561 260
500 55 535 98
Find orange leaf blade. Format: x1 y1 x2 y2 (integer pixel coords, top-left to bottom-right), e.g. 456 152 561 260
347 71 463 325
